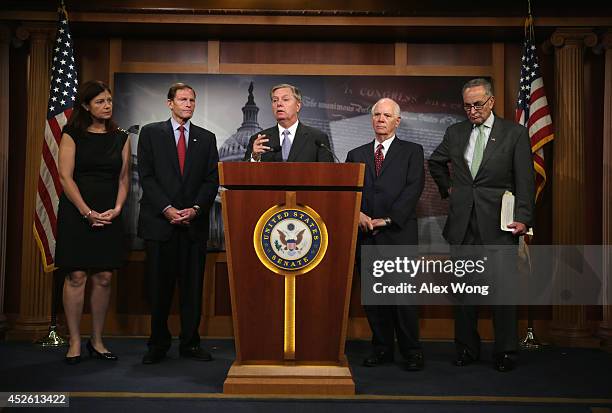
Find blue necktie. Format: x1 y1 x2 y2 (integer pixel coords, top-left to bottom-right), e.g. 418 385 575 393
281 129 291 161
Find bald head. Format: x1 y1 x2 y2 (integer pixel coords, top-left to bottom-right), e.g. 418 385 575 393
371 98 401 117
371 98 401 142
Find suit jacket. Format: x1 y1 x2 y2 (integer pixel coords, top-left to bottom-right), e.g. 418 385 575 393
346 138 425 245
243 122 334 162
428 116 535 245
137 119 219 242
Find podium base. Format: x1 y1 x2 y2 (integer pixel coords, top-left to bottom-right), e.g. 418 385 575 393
223 362 355 395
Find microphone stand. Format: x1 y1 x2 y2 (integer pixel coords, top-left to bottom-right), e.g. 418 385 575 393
315 140 341 163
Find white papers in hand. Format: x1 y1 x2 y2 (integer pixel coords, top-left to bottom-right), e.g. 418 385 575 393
501 191 533 235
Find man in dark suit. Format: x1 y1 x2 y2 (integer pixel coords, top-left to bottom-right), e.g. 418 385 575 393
346 98 425 371
243 83 334 162
137 83 219 364
428 78 535 372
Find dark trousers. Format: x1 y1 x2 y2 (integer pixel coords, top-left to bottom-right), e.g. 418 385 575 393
145 228 206 352
364 304 421 358
454 207 518 358
357 242 421 359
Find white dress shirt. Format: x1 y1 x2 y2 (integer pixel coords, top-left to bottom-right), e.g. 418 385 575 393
373 135 396 157
170 117 190 149
278 120 299 148
250 120 300 162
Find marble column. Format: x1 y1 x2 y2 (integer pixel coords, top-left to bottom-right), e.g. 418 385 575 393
0 26 10 339
549 28 599 347
598 31 612 351
11 24 55 340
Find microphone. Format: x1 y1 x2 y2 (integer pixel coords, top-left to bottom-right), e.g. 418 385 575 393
315 140 340 163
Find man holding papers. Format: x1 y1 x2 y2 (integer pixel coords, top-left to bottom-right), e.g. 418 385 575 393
428 78 535 372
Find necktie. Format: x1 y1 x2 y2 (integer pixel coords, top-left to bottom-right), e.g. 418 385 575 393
281 129 291 161
177 125 186 175
470 124 486 178
375 143 384 176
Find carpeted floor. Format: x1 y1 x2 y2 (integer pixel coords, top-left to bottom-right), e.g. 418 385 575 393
0 338 610 412
58 398 608 413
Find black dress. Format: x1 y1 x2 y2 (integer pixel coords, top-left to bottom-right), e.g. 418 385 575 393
55 126 129 270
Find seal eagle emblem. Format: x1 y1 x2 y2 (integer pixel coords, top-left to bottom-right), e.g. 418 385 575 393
254 204 328 275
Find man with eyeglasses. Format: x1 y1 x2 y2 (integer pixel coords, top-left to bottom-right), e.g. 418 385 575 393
428 78 535 372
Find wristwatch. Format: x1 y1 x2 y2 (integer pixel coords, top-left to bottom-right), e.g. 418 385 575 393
192 205 201 216
383 217 392 226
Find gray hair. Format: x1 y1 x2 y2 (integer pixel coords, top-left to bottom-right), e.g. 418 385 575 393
462 78 494 96
371 98 401 117
270 83 302 103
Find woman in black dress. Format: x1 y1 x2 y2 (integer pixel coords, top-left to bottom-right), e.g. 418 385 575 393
56 80 130 364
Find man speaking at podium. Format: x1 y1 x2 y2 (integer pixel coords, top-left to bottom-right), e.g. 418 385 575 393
243 83 334 163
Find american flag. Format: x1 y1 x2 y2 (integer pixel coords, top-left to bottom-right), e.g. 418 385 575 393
515 17 554 202
34 4 77 272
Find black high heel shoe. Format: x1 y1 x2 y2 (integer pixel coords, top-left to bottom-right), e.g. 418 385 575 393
64 355 81 365
87 340 118 361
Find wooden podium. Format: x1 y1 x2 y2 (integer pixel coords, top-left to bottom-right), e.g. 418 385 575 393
219 162 364 395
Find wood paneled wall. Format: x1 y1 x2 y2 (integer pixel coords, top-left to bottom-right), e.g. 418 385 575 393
90 38 504 339
4 26 605 341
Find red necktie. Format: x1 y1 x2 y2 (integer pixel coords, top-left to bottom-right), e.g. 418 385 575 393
375 143 384 176
177 125 186 175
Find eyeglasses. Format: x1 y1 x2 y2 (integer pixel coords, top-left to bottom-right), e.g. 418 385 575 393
463 95 493 112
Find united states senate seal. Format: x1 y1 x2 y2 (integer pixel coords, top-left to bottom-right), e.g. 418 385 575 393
253 204 328 276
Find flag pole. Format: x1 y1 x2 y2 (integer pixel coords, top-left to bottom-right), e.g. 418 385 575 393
34 0 72 348
35 269 67 347
519 235 546 350
518 5 548 351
